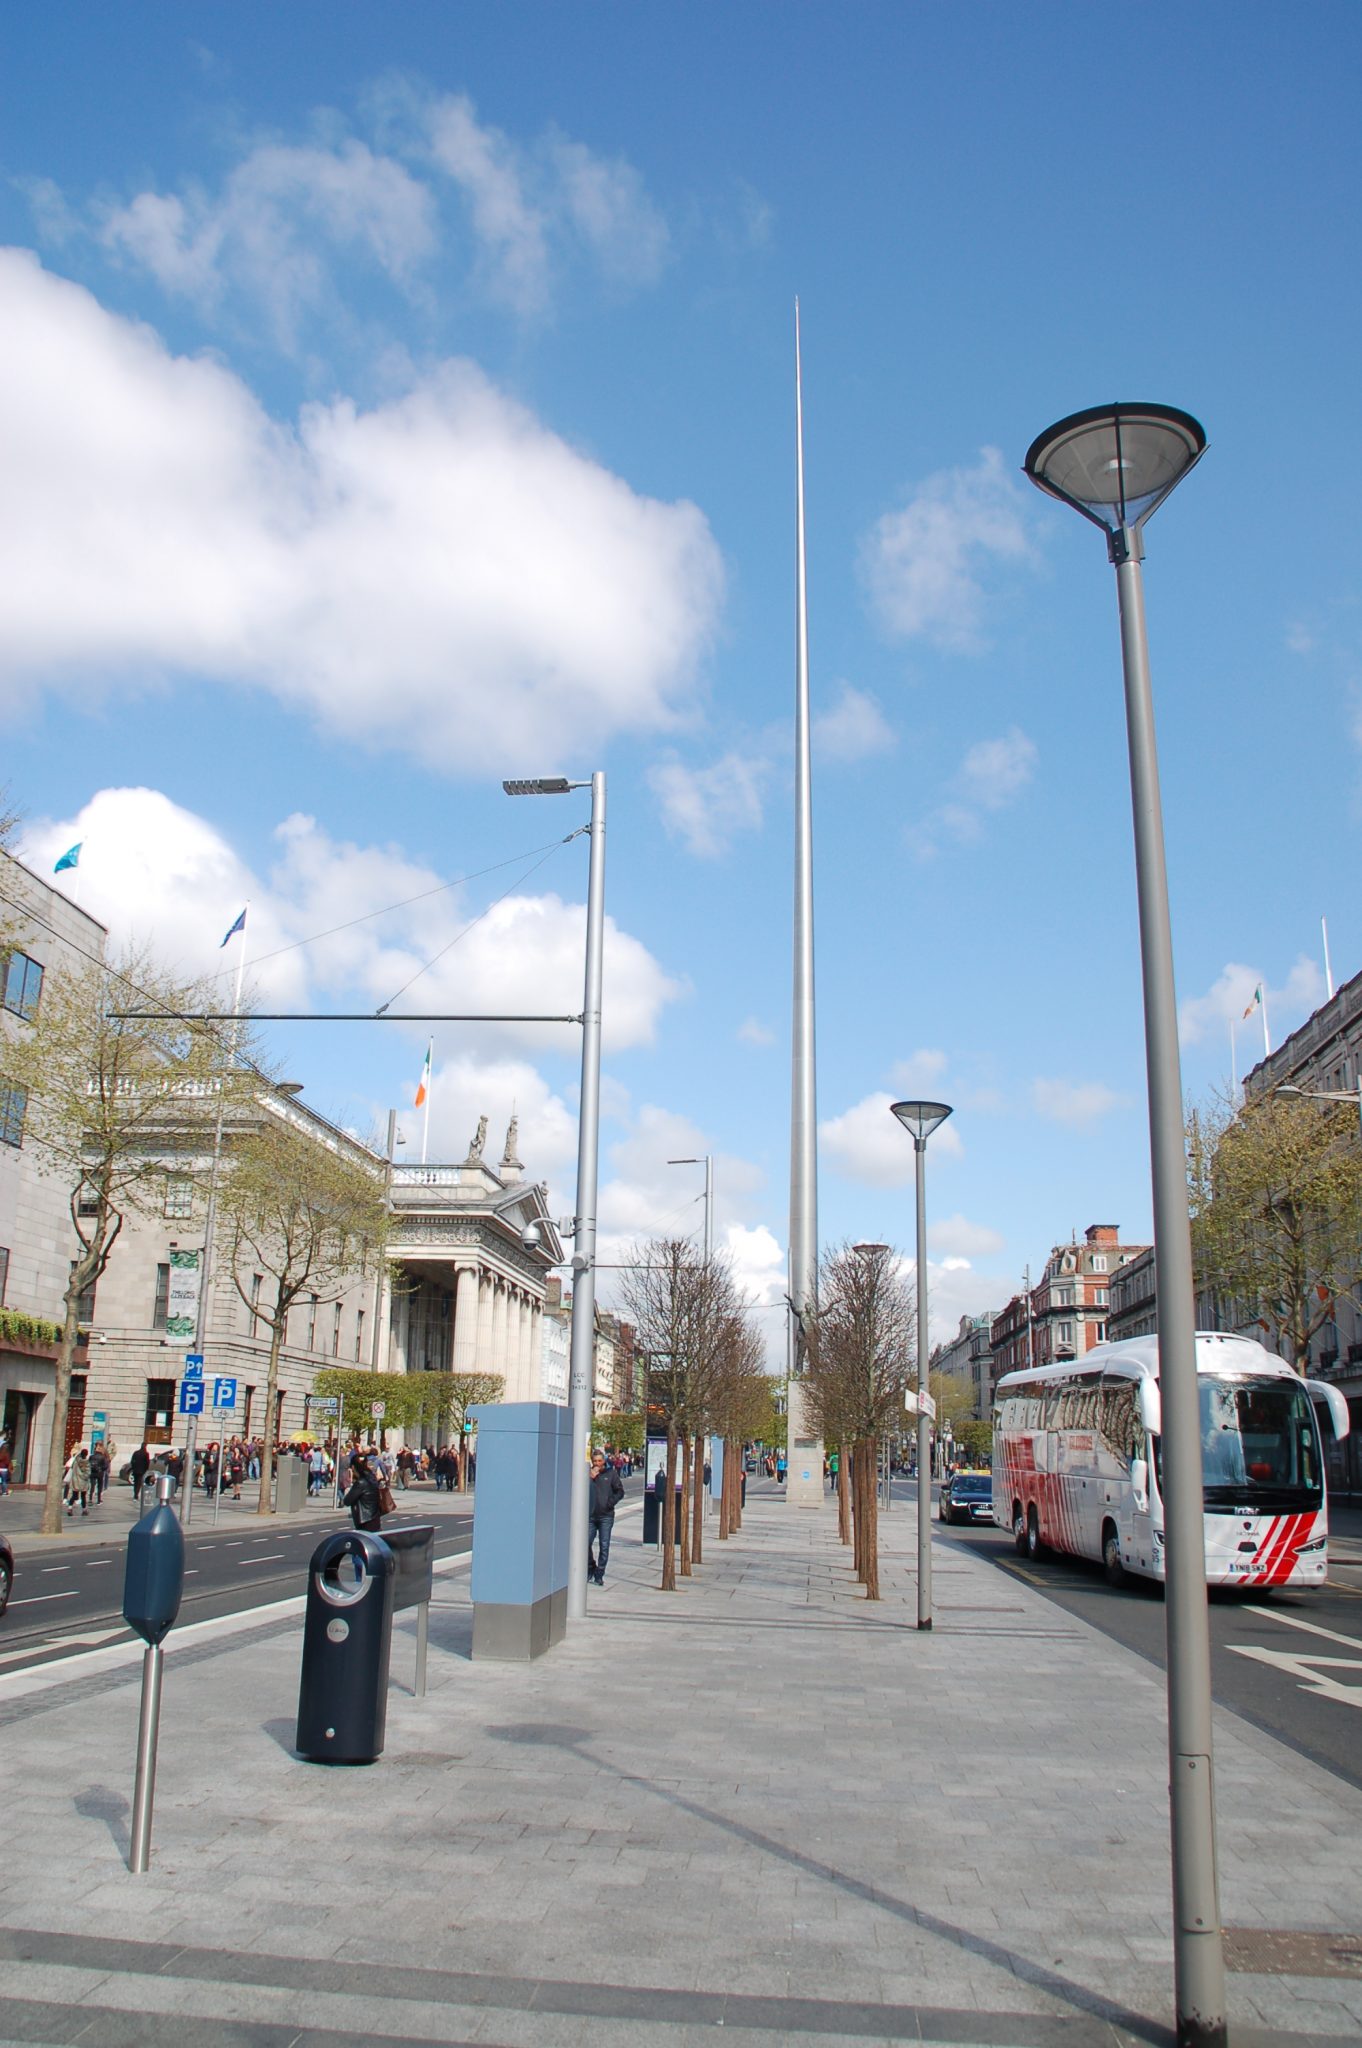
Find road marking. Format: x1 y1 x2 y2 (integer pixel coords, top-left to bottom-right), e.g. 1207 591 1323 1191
1227 1643 1362 1710
84 1559 113 1567
1243 1604 1362 1653
238 1554 285 1566
40 1566 71 1574
9 1591 79 1607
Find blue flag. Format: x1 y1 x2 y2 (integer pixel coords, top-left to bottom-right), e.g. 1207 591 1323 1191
53 843 81 874
220 907 247 947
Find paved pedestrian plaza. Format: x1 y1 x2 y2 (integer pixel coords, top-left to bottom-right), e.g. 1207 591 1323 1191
0 1485 1359 2046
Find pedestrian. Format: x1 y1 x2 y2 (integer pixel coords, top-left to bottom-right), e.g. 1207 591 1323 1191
308 1444 327 1496
587 1449 624 1587
342 1452 384 1532
227 1442 245 1499
129 1443 151 1503
66 1447 92 1516
88 1441 109 1504
0 1438 11 1495
775 1450 787 1485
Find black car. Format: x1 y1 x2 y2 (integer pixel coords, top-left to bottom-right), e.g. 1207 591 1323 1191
0 1529 12 1617
939 1470 994 1526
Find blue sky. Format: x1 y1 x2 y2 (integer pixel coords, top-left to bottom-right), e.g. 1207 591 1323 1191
2 4 1360 1344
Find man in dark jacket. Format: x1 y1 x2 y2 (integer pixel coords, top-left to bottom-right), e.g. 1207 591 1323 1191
342 1453 383 1532
587 1451 625 1587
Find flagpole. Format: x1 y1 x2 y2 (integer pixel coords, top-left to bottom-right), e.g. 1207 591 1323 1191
1260 986 1270 1058
1323 916 1334 1002
1229 1017 1237 1100
421 1037 432 1165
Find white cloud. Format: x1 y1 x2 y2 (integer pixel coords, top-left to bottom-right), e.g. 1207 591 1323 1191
548 136 669 285
0 253 723 769
724 1223 785 1308
647 751 766 858
913 726 1037 857
861 447 1033 653
888 1048 949 1094
737 1016 775 1048
28 788 681 1056
1031 1078 1123 1129
820 1090 962 1188
98 141 437 348
813 682 895 763
1179 955 1326 1057
928 1212 1005 1258
413 1053 580 1184
426 93 550 313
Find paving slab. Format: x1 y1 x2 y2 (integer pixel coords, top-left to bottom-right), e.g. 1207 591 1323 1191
0 1486 1358 2046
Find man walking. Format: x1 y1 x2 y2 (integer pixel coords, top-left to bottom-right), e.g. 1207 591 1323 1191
587 1450 624 1588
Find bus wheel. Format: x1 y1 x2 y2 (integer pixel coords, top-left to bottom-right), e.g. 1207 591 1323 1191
1103 1525 1126 1588
1012 1503 1027 1556
1026 1506 1044 1561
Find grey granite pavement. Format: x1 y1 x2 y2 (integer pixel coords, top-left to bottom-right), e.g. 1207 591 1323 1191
0 1484 1358 2047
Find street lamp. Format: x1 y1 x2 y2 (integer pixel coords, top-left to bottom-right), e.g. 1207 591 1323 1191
1024 403 1224 2048
503 772 605 1626
889 1099 952 1629
1278 1080 1362 1143
667 1155 714 1263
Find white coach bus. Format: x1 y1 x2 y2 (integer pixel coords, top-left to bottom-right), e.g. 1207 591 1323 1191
993 1332 1350 1589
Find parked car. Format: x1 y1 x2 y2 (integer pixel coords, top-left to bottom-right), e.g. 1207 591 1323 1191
0 1529 13 1617
938 1470 994 1527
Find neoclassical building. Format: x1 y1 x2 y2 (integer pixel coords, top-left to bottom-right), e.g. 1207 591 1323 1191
385 1117 563 1402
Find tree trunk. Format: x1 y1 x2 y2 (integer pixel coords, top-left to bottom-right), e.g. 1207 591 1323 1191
257 1317 286 1514
660 1430 678 1590
837 1449 851 1545
680 1433 693 1575
39 1281 88 1536
717 1437 731 1540
862 1433 880 1601
691 1432 704 1565
731 1438 743 1530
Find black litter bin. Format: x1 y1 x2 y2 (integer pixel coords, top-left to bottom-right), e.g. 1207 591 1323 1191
296 1531 396 1764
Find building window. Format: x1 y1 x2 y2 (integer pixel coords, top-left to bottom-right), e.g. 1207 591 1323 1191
152 1263 170 1331
332 1302 342 1356
70 1263 96 1326
1093 1322 1107 1343
1057 1285 1075 1306
2 951 43 1021
144 1377 176 1444
0 1244 7 1304
164 1177 194 1220
307 1295 319 1350
1091 1254 1108 1273
354 1307 365 1362
1094 1288 1108 1307
1058 1320 1074 1347
0 1085 27 1148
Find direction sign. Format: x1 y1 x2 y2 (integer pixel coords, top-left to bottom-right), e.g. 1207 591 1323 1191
178 1380 206 1415
311 1397 339 1415
213 1377 238 1410
183 1354 204 1379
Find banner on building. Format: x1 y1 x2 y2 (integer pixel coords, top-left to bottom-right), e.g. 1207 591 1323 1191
167 1249 200 1339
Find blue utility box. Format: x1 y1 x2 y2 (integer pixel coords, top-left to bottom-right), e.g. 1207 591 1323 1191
468 1401 573 1660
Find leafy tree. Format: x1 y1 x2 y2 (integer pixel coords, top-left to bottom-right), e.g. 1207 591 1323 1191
1189 1087 1362 1370
218 1110 391 1514
1 947 224 1534
312 1364 503 1486
955 1419 994 1465
930 1370 977 1436
595 1409 644 1456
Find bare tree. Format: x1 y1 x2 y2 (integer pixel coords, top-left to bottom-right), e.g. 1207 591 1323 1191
1 947 226 1533
803 1243 915 1600
217 1109 391 1513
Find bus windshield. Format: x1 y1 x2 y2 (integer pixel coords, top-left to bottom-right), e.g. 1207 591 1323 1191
1197 1375 1321 1510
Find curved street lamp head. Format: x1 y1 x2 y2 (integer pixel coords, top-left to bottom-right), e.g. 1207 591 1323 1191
1023 404 1205 551
890 1099 953 1147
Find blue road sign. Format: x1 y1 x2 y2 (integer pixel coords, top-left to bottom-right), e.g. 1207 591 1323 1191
183 1354 204 1379
179 1380 206 1415
213 1376 238 1410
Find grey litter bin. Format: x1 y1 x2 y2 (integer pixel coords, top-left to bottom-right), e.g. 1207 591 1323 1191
296 1531 396 1764
275 1455 307 1513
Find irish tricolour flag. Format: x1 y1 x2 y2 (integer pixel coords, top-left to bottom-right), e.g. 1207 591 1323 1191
414 1041 432 1109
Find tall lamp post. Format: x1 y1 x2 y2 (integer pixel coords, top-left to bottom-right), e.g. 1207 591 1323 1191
889 1100 952 1629
1023 404 1224 2048
667 1155 714 1263
1278 1079 1362 1143
503 773 605 1626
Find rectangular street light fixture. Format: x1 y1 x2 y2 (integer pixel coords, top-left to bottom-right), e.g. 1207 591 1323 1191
503 778 576 796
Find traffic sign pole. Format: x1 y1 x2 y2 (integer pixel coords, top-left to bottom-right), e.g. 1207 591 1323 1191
179 1354 205 1528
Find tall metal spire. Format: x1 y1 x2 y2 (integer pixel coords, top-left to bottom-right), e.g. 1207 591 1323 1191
787 300 823 1508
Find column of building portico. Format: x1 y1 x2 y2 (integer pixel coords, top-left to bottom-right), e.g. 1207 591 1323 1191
521 1297 541 1402
452 1266 479 1377
475 1269 495 1380
491 1279 510 1398
506 1290 527 1402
